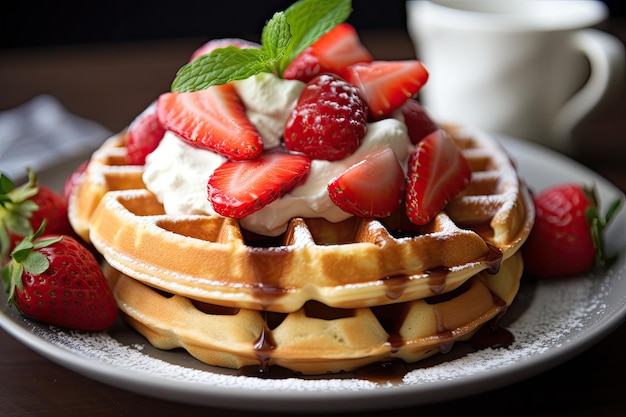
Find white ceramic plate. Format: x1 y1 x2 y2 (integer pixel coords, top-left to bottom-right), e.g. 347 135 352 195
1 135 625 413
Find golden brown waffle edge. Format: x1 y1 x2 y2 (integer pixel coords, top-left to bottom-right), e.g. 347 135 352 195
68 126 534 312
104 252 523 375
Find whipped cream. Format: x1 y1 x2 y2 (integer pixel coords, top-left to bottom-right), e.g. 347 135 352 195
144 132 226 216
234 72 305 149
143 74 413 236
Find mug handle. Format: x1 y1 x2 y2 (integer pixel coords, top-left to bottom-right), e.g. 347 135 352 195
551 29 625 152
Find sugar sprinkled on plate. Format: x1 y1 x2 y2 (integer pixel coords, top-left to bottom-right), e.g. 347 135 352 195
23 256 624 392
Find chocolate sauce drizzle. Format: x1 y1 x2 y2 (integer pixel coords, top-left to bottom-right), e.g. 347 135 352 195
235 220 511 382
238 288 514 382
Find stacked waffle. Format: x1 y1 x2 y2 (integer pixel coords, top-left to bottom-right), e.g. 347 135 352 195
68 125 534 374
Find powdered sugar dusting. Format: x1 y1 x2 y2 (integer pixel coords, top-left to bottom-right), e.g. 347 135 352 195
404 260 624 384
30 324 381 391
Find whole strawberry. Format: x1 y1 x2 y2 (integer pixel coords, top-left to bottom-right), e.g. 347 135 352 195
1 169 73 261
523 184 622 278
1 223 118 331
284 73 368 161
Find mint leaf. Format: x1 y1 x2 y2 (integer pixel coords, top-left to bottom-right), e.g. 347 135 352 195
172 47 268 92
261 12 291 65
170 0 351 92
280 0 352 73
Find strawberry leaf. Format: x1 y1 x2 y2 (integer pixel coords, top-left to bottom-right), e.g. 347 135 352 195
0 168 41 259
1 261 24 303
32 235 63 250
1 220 61 306
171 0 351 92
1 261 13 293
0 173 16 198
21 250 49 276
587 196 623 268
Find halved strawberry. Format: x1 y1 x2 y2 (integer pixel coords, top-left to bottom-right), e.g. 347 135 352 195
126 102 166 165
344 60 429 120
208 150 311 218
328 147 405 218
283 23 373 83
189 38 261 62
157 84 263 160
400 99 438 145
405 130 472 225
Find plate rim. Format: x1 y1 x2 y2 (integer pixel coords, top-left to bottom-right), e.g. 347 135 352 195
1 133 625 412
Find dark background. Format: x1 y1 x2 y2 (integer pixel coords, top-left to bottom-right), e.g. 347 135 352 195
2 0 624 50
1 1 406 49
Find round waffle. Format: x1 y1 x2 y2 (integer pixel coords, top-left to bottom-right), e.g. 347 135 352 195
104 252 523 375
68 125 534 313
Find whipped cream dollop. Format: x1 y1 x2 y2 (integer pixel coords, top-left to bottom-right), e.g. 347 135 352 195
143 73 413 236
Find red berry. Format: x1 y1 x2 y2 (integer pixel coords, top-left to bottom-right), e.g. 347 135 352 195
208 150 311 218
328 147 405 218
284 73 368 161
344 60 429 120
405 130 472 225
63 159 89 204
522 184 621 278
157 84 263 160
400 99 438 145
27 186 72 237
126 103 166 165
1 169 73 260
283 23 373 83
3 229 118 332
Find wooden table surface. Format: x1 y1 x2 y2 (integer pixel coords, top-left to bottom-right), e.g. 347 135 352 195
1 20 625 417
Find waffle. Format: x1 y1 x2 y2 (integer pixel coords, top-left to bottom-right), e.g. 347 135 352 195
104 252 523 374
68 125 534 313
67 124 533 374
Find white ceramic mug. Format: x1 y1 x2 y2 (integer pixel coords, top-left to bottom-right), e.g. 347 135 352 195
406 0 625 153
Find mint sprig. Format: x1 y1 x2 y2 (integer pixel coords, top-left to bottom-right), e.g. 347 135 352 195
171 0 352 92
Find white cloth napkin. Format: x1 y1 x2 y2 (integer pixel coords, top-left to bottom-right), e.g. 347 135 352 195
0 95 111 181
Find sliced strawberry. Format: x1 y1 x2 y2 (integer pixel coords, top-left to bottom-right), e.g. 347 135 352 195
208 150 311 218
157 84 263 160
189 38 261 62
405 130 472 225
328 147 405 218
344 60 429 120
284 73 368 161
283 23 373 82
126 102 166 165
400 99 438 145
